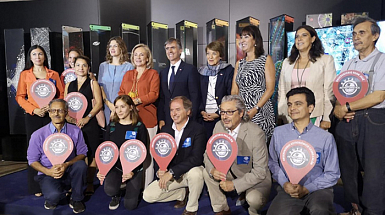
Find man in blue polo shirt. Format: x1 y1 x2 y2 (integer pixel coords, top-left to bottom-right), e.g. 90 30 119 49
268 87 340 215
27 99 88 213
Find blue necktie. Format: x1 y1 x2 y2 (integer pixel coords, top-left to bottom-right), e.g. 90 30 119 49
169 66 175 92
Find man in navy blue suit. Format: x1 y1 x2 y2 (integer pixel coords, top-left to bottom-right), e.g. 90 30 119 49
157 38 201 129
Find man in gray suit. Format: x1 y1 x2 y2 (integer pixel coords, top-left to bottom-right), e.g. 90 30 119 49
203 95 271 215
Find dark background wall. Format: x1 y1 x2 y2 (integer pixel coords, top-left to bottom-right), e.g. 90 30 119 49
0 0 384 140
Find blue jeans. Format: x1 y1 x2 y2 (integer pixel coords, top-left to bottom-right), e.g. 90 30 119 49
35 160 87 205
335 108 385 215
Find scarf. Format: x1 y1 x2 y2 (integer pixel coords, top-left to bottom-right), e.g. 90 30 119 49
198 61 230 76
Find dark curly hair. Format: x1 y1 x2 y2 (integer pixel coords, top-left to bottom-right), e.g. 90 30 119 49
288 25 324 64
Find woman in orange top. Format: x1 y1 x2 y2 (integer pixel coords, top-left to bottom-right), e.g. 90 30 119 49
118 43 160 187
16 45 64 196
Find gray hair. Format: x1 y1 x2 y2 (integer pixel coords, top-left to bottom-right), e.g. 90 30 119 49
164 37 182 50
49 99 68 111
221 95 250 121
170 96 192 116
353 17 380 44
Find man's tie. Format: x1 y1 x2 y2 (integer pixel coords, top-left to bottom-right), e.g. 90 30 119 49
169 66 175 92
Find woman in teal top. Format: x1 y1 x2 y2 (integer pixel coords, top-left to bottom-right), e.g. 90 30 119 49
98 36 134 123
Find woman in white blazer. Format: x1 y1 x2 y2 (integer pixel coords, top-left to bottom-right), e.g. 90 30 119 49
278 25 336 129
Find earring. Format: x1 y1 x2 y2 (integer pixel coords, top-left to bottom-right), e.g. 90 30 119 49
254 44 257 47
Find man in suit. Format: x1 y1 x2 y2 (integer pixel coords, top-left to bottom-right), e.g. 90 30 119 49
157 38 201 129
203 95 271 215
143 96 206 215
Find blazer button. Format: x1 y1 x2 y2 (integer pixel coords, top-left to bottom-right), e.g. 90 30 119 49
215 97 218 99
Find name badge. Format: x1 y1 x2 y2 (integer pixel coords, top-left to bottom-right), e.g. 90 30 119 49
237 156 250 165
125 131 137 140
316 152 321 164
49 78 56 86
182 137 191 148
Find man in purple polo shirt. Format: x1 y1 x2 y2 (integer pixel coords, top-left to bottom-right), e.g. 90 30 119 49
27 99 88 213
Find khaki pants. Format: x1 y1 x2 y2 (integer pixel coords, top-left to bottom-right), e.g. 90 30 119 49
143 166 204 212
203 169 270 215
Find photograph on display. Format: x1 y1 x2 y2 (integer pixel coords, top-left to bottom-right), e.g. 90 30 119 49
306 13 332 28
341 12 369 25
89 25 111 76
236 17 260 62
286 21 385 74
121 23 140 54
176 20 198 67
5 29 26 134
62 26 83 70
147 21 169 72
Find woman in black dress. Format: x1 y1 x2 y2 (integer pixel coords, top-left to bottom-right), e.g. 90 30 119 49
64 56 103 194
97 95 149 210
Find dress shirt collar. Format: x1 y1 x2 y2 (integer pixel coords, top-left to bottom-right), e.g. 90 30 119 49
170 59 182 71
226 122 241 140
49 122 67 134
172 117 189 132
290 121 314 135
353 48 379 62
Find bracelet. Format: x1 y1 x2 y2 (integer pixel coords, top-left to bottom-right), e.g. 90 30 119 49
346 102 352 112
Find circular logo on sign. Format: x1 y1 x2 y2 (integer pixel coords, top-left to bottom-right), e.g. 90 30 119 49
338 76 362 97
49 138 68 155
211 139 232 161
286 146 310 168
35 84 52 98
124 145 142 162
155 139 172 157
64 73 77 84
99 146 114 164
68 97 83 112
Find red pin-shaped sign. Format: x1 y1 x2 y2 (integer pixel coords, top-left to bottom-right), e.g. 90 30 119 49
150 133 177 171
120 139 147 181
65 92 88 121
30 79 57 108
95 141 119 185
61 69 77 85
43 133 74 166
333 70 368 105
206 133 238 181
280 139 316 184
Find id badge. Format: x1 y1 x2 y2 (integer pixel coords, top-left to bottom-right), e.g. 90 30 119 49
125 131 137 140
237 156 250 164
182 137 192 148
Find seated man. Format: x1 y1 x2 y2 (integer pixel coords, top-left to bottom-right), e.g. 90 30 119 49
27 99 88 213
267 87 340 215
203 95 271 215
143 96 207 215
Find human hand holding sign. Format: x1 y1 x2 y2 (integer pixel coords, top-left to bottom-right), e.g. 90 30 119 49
283 182 309 199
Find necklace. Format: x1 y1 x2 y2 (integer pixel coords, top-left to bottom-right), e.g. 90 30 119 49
296 58 310 86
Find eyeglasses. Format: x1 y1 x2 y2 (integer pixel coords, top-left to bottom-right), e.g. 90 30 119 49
48 109 66 114
219 110 238 116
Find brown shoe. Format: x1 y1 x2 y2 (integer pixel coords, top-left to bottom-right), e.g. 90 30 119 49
181 209 197 215
174 188 189 209
215 209 231 215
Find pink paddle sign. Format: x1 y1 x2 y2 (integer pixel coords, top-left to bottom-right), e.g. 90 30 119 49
280 139 316 184
95 141 119 185
206 133 238 181
30 79 56 108
62 69 77 85
65 92 88 121
120 139 147 182
43 133 74 166
150 133 177 172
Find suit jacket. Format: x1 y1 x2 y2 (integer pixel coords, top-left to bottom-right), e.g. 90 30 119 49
155 119 207 180
278 54 336 123
199 65 234 114
204 121 271 193
157 60 201 126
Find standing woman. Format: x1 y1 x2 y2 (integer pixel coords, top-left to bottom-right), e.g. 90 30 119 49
278 25 336 129
65 56 103 194
118 43 159 187
61 48 82 86
199 41 234 138
97 95 149 211
231 25 276 140
16 45 64 196
98 36 134 123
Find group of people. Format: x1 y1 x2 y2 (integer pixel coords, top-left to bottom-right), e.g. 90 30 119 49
15 16 385 215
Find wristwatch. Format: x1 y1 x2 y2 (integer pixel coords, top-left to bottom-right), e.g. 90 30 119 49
87 113 92 119
255 105 260 112
168 169 175 177
346 102 352 112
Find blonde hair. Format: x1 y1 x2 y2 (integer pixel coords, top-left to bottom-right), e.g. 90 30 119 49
105 36 130 64
130 44 153 69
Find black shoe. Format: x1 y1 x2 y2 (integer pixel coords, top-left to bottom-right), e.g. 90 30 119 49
44 200 56 210
69 199 85 213
109 196 120 210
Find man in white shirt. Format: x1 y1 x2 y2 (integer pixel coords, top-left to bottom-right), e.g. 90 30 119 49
203 95 271 215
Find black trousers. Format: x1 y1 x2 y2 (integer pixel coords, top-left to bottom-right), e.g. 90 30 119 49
25 113 50 194
104 167 143 210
